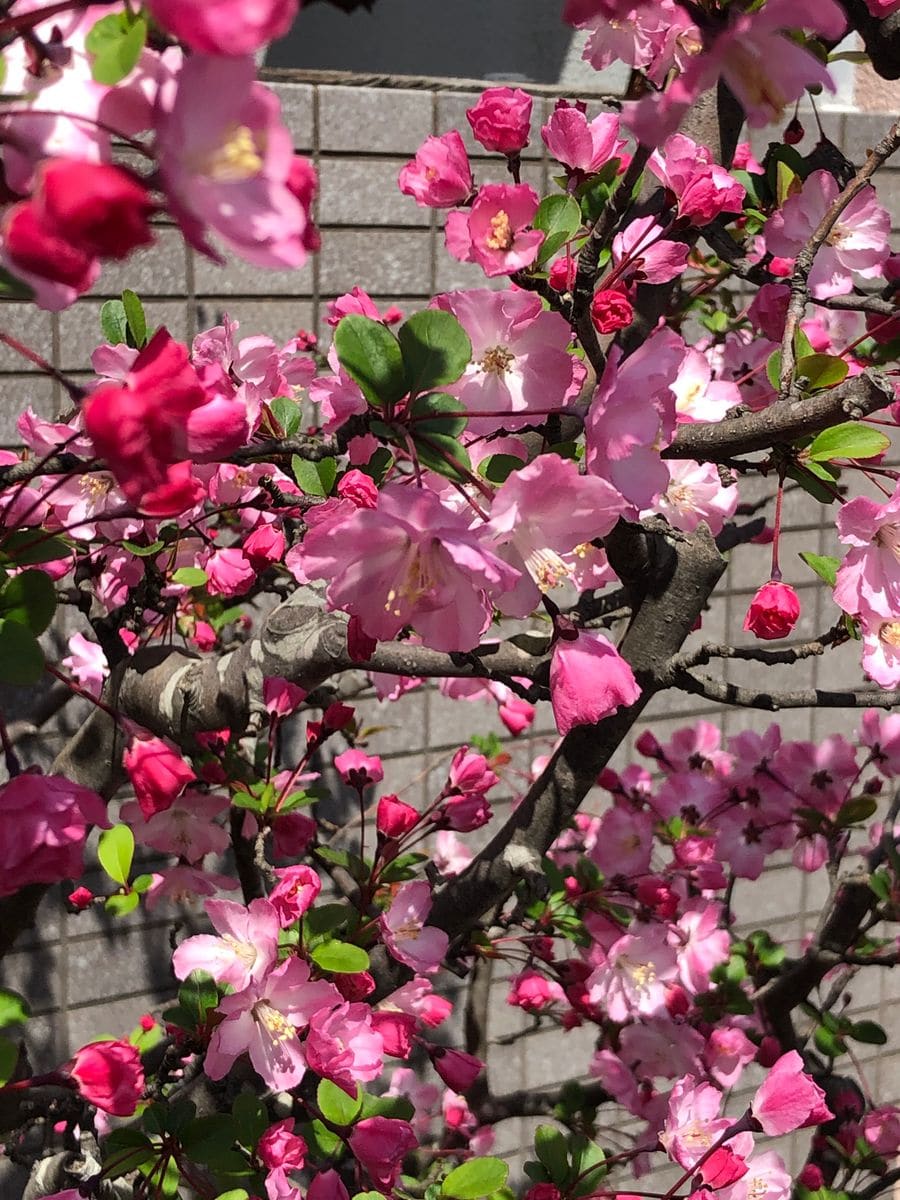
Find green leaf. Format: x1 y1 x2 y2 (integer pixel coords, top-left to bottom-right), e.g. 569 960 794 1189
442 1158 509 1199
178 970 220 1025
0 531 71 566
358 1092 415 1122
293 455 338 498
796 353 849 392
834 795 878 828
808 422 890 463
105 891 140 917
317 1078 362 1126
86 11 147 84
232 1094 268 1148
534 1125 568 1185
409 392 467 438
269 396 302 438
850 1019 888 1045
98 824 134 886
303 903 352 940
0 569 56 634
100 298 128 345
478 454 522 485
300 1118 343 1159
182 1114 238 1166
102 1129 157 1176
0 266 34 301
334 315 408 408
0 990 29 1028
786 461 839 505
412 431 472 482
122 290 148 348
0 618 44 684
533 194 582 265
172 567 208 588
0 1036 16 1086
814 1024 846 1058
398 310 472 395
310 940 370 973
569 1135 606 1197
869 866 892 903
216 1192 250 1200
799 552 840 588
123 539 165 557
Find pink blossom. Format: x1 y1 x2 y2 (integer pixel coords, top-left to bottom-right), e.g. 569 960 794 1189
377 795 420 839
862 1106 900 1155
445 184 544 277
123 726 195 819
550 628 641 735
623 0 847 144
568 1 701 87
120 792 230 863
652 460 738 536
205 957 341 1090
172 897 280 991
703 1026 758 1090
861 616 900 688
649 134 745 226
206 547 255 597
244 523 286 570
860 709 900 776
309 1170 350 1200
302 483 518 652
751 1050 832 1134
590 805 654 877
61 632 109 699
338 469 379 508
612 216 688 285
349 1116 418 1193
466 87 533 154
585 327 686 510
748 284 791 342
719 1153 791 1200
305 1002 384 1096
334 749 384 789
68 1040 144 1117
428 1045 484 1092
764 170 890 299
586 923 678 1021
0 772 107 898
673 347 741 424
508 968 566 1013
591 289 633 334
258 1120 307 1200
145 865 240 911
399 131 473 208
155 55 309 269
147 0 297 55
434 288 585 433
660 1077 734 1170
381 881 449 975
672 902 730 994
264 677 308 718
433 830 474 876
864 0 900 13
743 581 800 641
268 865 322 926
834 485 900 619
541 101 626 175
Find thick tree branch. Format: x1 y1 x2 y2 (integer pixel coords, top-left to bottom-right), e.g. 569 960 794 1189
663 370 894 463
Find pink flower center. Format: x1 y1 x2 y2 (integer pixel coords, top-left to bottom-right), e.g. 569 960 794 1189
724 44 788 120
224 936 259 969
485 210 514 251
200 124 263 183
384 542 441 617
252 1000 294 1042
478 345 515 376
525 546 571 592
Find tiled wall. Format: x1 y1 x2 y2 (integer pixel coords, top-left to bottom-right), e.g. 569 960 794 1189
0 75 899 1193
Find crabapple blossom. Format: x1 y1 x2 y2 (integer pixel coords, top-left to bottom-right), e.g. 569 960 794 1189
445 184 544 276
172 897 280 990
349 1117 418 1193
267 865 322 926
258 1120 307 1200
398 131 473 208
743 581 801 641
586 923 678 1021
381 881 449 974
550 627 641 735
466 87 533 154
304 1002 384 1095
67 1040 144 1116
541 101 626 176
649 134 745 226
122 725 195 819
147 0 298 56
751 1050 832 1135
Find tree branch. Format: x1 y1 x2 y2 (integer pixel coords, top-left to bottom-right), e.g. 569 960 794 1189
668 668 900 710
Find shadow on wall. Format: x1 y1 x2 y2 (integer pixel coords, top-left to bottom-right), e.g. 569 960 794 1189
266 0 575 82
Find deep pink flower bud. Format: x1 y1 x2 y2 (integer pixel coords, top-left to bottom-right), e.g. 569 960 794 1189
743 581 801 641
147 0 297 55
258 1120 307 1170
799 1165 825 1189
349 1117 417 1192
428 1045 485 1092
244 522 286 569
665 983 690 1017
699 1148 748 1189
783 117 805 145
268 865 321 925
757 1037 782 1069
636 876 679 918
123 726 195 819
420 994 453 1028
39 160 154 262
263 676 307 718
507 968 565 1012
338 469 379 509
308 1169 350 1200
371 1011 417 1058
590 288 634 334
525 1186 562 1200
751 1050 833 1135
466 87 533 154
67 886 94 911
272 811 316 859
68 1040 144 1116
334 971 376 1002
334 749 384 789
377 794 420 839
399 131 474 208
548 254 577 292
323 702 355 732
347 615 378 663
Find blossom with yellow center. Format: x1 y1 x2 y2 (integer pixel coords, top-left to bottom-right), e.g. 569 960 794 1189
485 209 514 251
201 124 264 183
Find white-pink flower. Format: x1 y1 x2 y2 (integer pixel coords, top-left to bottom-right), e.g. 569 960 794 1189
586 923 678 1021
671 901 731 995
764 170 890 299
381 881 449 975
541 101 626 175
62 632 109 699
173 897 280 991
204 958 341 1090
304 1002 384 1096
834 484 900 620
650 460 738 536
660 1076 734 1170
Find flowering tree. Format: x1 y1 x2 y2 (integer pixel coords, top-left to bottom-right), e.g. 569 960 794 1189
2 1 900 1199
